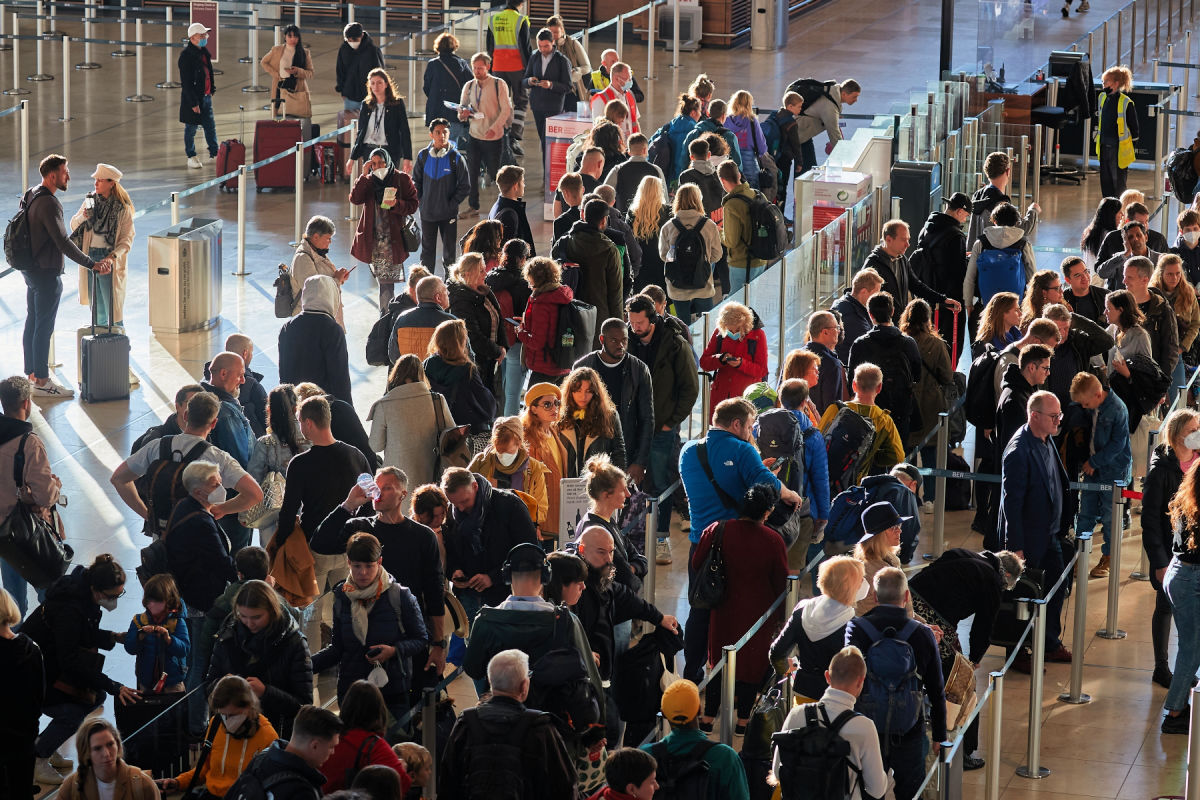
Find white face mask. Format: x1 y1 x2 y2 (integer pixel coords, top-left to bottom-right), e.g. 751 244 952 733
1184 231 1200 246
1185 430 1200 451
855 577 871 603
347 39 361 50
98 595 119 611
222 713 249 733
373 167 389 181
497 451 519 467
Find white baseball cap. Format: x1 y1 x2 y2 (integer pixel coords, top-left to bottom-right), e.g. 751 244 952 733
187 22 210 38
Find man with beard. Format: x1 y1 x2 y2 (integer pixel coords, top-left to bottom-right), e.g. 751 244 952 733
200 351 257 553
574 318 655 486
441 467 538 622
310 467 448 692
575 526 679 746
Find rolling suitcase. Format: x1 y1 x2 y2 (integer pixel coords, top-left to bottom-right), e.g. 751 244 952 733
115 690 188 778
217 105 247 193
254 117 302 192
80 272 130 403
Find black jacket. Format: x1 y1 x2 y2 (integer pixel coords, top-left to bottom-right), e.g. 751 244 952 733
996 362 1037 455
448 280 507 366
574 351 655 468
1096 227 1171 264
21 566 121 704
423 52 472 124
443 475 538 606
908 548 1006 663
768 599 848 699
230 740 325 800
335 33 385 103
439 696 577 800
164 496 238 613
552 220 623 333
915 211 969 301
1062 285 1110 326
488 195 536 254
574 575 663 680
351 99 414 164
178 42 214 124
278 310 353 408
1143 443 1184 579
207 613 314 737
607 157 665 213
329 394 380 471
831 289 873 364
485 260 534 319
1140 290 1181 379
522 48 572 116
863 245 948 323
847 324 922 422
845 605 946 741
0 632 43 751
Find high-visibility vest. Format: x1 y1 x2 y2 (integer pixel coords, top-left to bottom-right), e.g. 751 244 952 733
488 8 527 73
1096 91 1135 169
588 68 610 94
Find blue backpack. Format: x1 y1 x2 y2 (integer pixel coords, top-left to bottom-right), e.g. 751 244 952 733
855 617 923 746
825 484 869 546
974 234 1027 304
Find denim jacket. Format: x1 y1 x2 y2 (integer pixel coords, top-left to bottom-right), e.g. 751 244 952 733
1086 389 1132 480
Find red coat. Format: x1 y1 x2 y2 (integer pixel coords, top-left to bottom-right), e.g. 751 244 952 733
350 169 420 265
319 727 412 794
691 518 788 683
699 329 770 404
519 284 574 376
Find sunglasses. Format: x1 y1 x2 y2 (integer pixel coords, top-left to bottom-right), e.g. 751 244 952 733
537 399 562 409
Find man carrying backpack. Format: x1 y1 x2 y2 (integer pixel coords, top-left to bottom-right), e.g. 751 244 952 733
440 648 578 800
639 679 750 800
719 160 770 295
414 118 471 275
966 151 1039 248
847 292 922 445
963 202 1038 312
787 78 861 173
226 704 342 800
862 220 961 324
845 565 946 800
772 646 887 800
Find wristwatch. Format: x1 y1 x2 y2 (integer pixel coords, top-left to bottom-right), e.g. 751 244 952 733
431 639 448 648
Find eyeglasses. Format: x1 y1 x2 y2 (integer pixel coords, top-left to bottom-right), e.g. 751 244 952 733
538 399 562 409
1046 285 1062 293
103 589 126 600
1034 410 1064 421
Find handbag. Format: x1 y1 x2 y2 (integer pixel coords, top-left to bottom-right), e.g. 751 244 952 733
401 214 421 252
687 520 727 610
740 675 788 760
0 433 73 589
273 263 295 318
238 469 285 528
180 715 222 800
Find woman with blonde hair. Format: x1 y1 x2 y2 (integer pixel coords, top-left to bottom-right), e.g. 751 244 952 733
423 319 495 450
658 183 721 322
556 367 626 476
627 174 672 293
853 501 914 615
1162 434 1200 732
469 415 550 529
369 355 455 504
972 291 1021 356
1151 253 1200 389
57 719 157 800
157 675 278 796
447 252 506 402
725 90 768 189
770 555 867 701
70 163 134 329
700 301 769 404
521 382 567 546
1097 65 1137 197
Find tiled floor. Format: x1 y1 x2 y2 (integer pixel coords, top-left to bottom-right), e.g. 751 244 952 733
4 0 1197 795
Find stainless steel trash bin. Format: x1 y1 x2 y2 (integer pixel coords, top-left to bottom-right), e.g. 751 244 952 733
751 0 787 51
148 218 223 335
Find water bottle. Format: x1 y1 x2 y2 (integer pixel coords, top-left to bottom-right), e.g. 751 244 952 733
356 473 380 500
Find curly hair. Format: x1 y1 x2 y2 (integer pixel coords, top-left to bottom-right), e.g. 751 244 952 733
558 367 616 439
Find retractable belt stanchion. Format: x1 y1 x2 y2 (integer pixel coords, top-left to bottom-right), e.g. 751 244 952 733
58 34 71 120
76 0 99 68
0 4 9 53
1059 533 1094 705
985 671 1004 800
293 141 305 246
126 19 154 102
235 166 249 275
112 0 132 56
29 1 52 81
157 7 179 88
720 645 736 745
243 10 267 92
1097 482 1128 639
1016 598 1050 779
3 14 30 94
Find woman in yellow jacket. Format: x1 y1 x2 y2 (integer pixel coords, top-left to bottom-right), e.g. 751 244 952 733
156 675 278 797
260 25 315 131
1096 65 1138 199
468 415 550 532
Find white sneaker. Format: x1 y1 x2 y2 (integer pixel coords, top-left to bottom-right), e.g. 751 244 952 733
187 156 203 169
1077 1 1090 9
31 378 74 399
48 752 74 770
656 539 673 565
922 501 935 514
35 758 65 786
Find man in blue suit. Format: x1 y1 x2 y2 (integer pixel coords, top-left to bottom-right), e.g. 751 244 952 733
999 390 1073 671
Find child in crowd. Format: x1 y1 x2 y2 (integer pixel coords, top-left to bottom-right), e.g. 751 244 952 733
124 573 190 693
393 742 433 800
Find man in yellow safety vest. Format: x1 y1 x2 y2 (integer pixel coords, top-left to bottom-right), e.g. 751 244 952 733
487 0 532 157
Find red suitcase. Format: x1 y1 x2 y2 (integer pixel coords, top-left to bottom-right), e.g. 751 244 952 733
216 139 246 192
254 118 302 192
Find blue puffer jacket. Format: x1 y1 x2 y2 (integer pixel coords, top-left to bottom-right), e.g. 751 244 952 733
664 114 697 181
125 604 191 689
680 428 781 543
311 579 428 706
1086 389 1132 480
788 410 831 521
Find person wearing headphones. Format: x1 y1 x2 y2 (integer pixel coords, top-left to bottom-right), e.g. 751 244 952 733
461 543 605 757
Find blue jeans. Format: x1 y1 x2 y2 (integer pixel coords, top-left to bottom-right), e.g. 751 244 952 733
649 428 679 536
184 95 218 158
1173 357 1188 399
22 268 62 380
87 247 115 327
683 539 709 683
343 96 362 112
727 264 767 297
503 344 527 416
672 296 713 326
884 721 928 800
1076 486 1115 555
1165 558 1200 711
1 558 44 619
37 692 106 758
184 614 208 733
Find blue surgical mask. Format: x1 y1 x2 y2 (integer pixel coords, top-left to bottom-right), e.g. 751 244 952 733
726 332 743 341
198 37 208 48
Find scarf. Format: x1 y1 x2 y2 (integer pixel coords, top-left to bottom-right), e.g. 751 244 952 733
72 192 122 250
452 476 489 556
342 569 393 645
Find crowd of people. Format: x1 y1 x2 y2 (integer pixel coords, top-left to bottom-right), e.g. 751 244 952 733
12 3 1200 797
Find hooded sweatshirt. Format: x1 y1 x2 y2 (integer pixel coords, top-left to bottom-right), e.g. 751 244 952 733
962 224 1037 307
0 632 44 750
967 183 1037 246
678 157 724 215
175 714 278 797
769 594 855 699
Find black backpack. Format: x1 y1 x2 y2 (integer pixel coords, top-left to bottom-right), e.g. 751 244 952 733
729 191 788 262
872 347 915 421
461 708 541 800
648 124 674 176
345 734 384 788
4 187 48 272
550 299 597 369
823 402 876 495
773 703 863 800
665 217 713 290
365 304 400 367
964 345 1003 429
225 752 311 800
525 608 602 741
139 438 211 537
651 738 720 800
786 78 838 114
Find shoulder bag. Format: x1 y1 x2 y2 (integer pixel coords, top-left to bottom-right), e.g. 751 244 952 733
687 519 727 610
0 433 73 589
